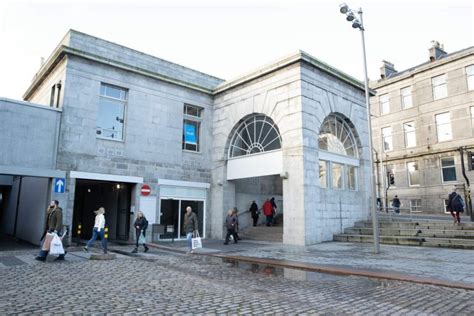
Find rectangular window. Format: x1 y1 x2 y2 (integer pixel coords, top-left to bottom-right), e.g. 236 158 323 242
435 112 452 142
410 199 422 212
96 83 127 140
432 74 447 100
441 157 456 182
401 87 413 109
382 127 393 151
466 65 474 91
346 166 357 190
49 85 56 107
471 107 474 136
444 199 450 213
379 94 390 115
319 161 327 188
403 122 416 148
407 162 420 186
182 104 203 152
332 163 343 189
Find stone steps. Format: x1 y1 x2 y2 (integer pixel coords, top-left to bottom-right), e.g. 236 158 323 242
334 218 474 250
239 225 283 242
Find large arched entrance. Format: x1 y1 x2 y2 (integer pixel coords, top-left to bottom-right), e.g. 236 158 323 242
226 114 284 241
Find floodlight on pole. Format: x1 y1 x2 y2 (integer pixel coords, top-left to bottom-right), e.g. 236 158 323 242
339 3 380 254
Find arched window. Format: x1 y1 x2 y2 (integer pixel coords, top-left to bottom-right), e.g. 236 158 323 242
319 114 358 157
229 115 281 158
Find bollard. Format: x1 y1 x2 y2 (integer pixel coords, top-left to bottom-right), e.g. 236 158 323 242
76 223 82 246
104 226 108 239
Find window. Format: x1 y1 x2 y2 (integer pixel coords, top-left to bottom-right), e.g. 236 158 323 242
49 85 56 107
382 127 392 151
403 122 416 148
319 161 327 188
435 112 452 142
96 83 127 140
444 199 450 213
466 65 474 91
332 163 343 189
441 157 456 182
471 107 474 135
410 199 422 212
346 165 357 190
183 104 203 152
319 114 358 157
401 87 413 109
228 114 281 158
432 74 447 100
379 94 390 115
407 162 420 186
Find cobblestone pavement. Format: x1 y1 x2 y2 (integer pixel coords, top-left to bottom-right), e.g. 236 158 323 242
0 248 473 315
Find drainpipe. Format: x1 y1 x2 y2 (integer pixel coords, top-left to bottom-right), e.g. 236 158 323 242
459 147 473 221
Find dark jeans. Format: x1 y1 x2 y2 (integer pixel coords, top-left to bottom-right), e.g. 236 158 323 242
37 231 65 259
135 229 147 248
266 215 274 226
86 228 108 253
252 216 258 226
225 228 238 244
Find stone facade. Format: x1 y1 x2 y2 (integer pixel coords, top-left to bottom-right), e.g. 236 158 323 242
370 45 474 214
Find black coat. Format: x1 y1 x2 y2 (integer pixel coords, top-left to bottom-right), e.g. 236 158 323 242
447 192 464 213
134 217 148 233
250 202 259 218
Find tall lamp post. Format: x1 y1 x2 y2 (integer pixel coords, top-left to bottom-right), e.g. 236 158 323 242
339 3 380 253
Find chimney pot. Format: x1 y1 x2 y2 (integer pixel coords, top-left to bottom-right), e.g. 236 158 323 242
380 60 397 79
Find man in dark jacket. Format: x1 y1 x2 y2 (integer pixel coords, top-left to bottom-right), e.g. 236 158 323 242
249 201 259 226
35 200 66 262
183 206 199 253
392 195 401 214
224 209 238 245
447 190 464 224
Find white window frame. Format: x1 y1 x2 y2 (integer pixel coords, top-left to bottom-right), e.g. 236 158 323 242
382 127 393 152
183 104 203 152
403 122 416 148
401 86 413 109
319 160 328 189
466 65 474 91
379 94 390 115
96 83 127 141
407 161 420 187
435 112 452 142
346 165 358 191
440 157 457 183
432 74 447 100
410 199 422 213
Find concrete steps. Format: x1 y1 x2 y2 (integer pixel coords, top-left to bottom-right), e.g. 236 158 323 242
239 225 283 242
334 218 474 250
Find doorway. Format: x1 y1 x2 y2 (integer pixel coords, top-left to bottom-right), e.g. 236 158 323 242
73 180 132 241
159 198 204 240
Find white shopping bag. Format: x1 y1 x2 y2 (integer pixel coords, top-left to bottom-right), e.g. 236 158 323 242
191 232 202 250
49 233 65 255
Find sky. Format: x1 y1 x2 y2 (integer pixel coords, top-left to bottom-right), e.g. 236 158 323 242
0 0 472 100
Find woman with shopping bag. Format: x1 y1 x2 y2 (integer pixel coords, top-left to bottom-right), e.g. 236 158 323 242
83 207 108 254
132 211 149 253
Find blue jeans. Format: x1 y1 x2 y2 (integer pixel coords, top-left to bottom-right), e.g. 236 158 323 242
37 231 66 259
186 232 193 251
86 228 108 253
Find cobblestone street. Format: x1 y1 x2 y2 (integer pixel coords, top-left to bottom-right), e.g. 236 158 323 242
0 248 473 315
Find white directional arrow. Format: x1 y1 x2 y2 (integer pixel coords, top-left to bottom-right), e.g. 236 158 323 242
56 179 64 192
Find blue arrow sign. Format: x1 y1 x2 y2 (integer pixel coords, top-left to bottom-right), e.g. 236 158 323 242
54 178 66 193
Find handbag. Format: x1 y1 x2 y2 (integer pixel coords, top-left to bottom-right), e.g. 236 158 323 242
49 233 65 255
138 232 146 245
191 231 202 250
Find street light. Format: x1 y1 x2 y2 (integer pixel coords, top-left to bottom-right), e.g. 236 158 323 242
339 3 380 254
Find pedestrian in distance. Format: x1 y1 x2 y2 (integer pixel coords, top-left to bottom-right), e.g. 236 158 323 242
232 207 242 241
224 209 239 245
183 206 199 254
132 211 149 253
447 189 465 224
262 199 274 226
249 200 259 227
35 200 66 262
392 195 401 214
270 197 277 215
83 207 107 254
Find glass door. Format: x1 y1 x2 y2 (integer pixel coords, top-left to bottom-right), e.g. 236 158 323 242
180 200 204 238
159 198 205 240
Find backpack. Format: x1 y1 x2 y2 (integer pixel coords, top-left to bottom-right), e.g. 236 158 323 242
457 194 465 209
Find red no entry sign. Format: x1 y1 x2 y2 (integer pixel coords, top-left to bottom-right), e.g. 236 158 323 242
140 184 151 196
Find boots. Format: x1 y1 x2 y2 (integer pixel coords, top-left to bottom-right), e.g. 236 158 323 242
144 245 149 253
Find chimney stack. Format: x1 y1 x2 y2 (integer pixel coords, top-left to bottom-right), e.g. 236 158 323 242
429 41 447 62
380 60 397 79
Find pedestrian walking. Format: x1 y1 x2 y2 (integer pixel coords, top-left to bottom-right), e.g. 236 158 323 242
270 197 278 215
83 207 107 254
132 211 149 253
249 200 259 226
392 195 401 214
183 206 199 253
232 207 242 241
224 209 239 245
262 199 274 226
447 190 465 224
35 200 66 262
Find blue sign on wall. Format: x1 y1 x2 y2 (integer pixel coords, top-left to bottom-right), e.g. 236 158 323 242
184 123 197 144
54 178 66 193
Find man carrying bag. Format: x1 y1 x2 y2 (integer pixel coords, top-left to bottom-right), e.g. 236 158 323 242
35 200 67 262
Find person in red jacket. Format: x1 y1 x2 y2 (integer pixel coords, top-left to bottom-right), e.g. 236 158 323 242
262 199 274 226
